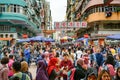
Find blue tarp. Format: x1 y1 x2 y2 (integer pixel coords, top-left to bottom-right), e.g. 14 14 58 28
106 34 120 40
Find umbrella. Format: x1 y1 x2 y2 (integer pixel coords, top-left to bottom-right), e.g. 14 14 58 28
30 36 44 41
17 38 30 43
106 34 120 40
76 37 85 41
44 38 55 42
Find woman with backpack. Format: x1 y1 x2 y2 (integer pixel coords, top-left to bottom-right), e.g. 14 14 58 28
98 54 115 80
21 61 32 80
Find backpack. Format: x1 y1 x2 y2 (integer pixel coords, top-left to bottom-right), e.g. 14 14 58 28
101 64 115 76
68 68 76 80
21 73 26 80
9 73 26 80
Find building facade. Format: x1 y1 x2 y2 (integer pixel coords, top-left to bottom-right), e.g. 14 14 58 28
0 0 52 40
66 0 120 45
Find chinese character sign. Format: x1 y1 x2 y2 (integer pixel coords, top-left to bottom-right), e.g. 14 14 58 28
61 22 67 27
54 22 61 30
68 22 74 27
54 21 87 30
81 22 87 28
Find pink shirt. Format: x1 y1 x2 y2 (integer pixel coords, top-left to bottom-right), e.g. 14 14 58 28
8 59 14 77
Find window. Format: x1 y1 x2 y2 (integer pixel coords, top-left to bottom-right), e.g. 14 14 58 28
10 34 13 38
16 5 20 13
0 4 5 12
0 34 3 38
5 34 8 38
0 26 10 32
10 5 22 13
10 5 14 12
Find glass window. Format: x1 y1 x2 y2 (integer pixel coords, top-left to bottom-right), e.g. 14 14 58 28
5 34 8 38
102 7 104 12
0 34 3 38
16 5 20 13
10 5 14 12
10 34 13 38
0 4 5 12
20 7 23 14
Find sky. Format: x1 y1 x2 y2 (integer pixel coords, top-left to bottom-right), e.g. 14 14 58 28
47 0 67 22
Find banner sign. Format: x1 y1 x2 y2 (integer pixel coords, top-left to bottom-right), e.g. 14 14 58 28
54 21 87 30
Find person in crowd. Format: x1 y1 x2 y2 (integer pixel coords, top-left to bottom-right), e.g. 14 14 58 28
82 53 90 67
95 48 104 70
86 67 97 80
18 50 26 62
98 55 115 79
0 57 9 80
110 46 116 56
24 45 31 66
8 54 15 78
88 48 97 67
9 61 30 80
115 54 120 69
36 60 49 80
60 53 73 80
97 70 112 80
86 72 97 80
76 47 83 59
74 58 87 80
21 61 32 80
47 57 63 80
115 67 120 80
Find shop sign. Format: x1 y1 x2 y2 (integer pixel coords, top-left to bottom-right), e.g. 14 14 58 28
54 21 87 30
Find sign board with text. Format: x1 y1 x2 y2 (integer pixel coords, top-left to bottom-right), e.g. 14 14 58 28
54 21 87 30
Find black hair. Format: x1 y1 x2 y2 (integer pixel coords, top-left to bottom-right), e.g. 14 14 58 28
12 61 21 72
9 54 14 59
1 57 9 64
105 55 115 67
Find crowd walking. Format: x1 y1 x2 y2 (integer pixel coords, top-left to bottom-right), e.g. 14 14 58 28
0 42 120 80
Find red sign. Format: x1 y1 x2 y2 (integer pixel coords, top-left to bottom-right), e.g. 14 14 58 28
68 22 74 27
81 22 87 28
54 21 87 29
74 22 80 27
61 22 67 27
54 22 61 30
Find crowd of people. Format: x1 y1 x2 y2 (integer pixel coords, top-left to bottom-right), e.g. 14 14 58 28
0 42 120 80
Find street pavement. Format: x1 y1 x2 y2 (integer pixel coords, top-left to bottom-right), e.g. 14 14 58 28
29 63 37 80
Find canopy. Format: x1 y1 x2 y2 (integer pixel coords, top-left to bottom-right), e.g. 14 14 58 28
44 38 55 42
76 37 85 42
29 36 45 41
17 38 30 43
106 34 120 40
